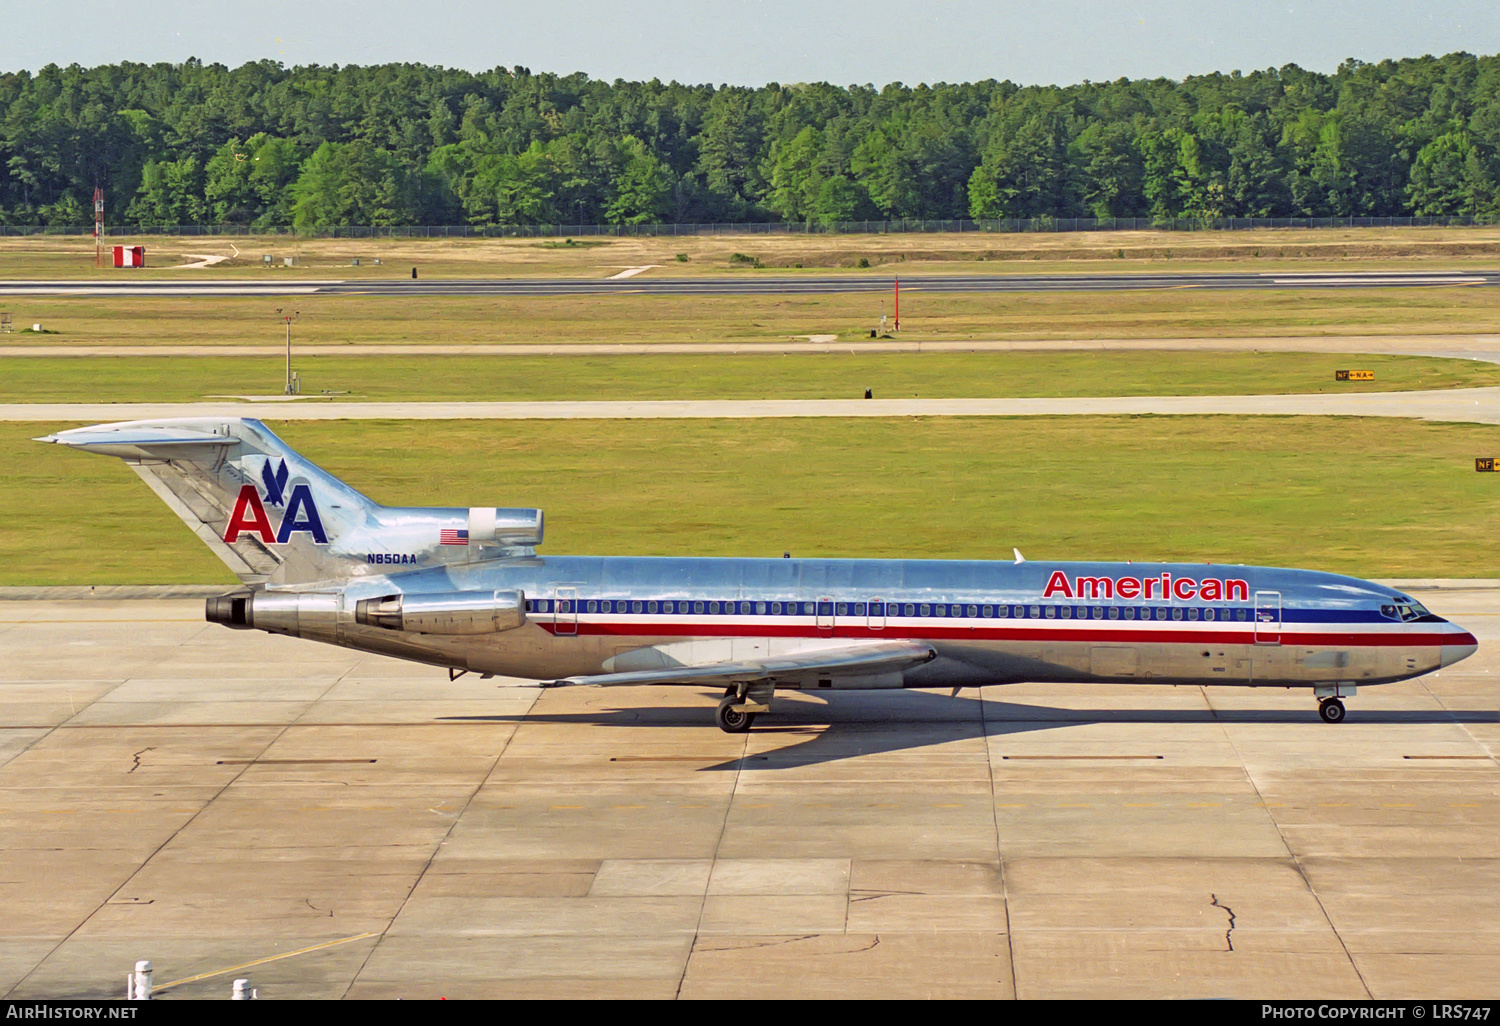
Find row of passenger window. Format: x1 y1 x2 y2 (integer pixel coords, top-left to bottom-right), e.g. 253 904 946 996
525 598 1253 622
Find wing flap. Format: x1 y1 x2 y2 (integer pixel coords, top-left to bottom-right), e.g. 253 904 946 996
549 640 936 688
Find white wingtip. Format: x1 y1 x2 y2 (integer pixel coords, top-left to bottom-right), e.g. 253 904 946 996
1013 548 1025 564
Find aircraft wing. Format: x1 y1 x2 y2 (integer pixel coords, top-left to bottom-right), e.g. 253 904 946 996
547 639 936 688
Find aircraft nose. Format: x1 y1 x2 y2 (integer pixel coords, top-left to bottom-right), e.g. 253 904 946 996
1440 628 1479 668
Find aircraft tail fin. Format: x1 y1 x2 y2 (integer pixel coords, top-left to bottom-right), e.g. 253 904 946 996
38 418 543 587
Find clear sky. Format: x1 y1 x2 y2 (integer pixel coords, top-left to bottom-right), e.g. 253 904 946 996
3 0 1498 87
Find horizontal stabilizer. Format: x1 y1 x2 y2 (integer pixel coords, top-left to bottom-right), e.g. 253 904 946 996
37 424 234 458
548 639 936 688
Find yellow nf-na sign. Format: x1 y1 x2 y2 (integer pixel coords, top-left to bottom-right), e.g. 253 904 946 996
1478 458 1496 472
1335 370 1376 381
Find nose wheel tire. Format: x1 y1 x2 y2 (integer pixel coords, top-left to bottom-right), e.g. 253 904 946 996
1318 698 1346 724
716 698 756 733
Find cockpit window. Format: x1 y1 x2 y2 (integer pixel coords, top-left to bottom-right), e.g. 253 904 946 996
1384 599 1440 622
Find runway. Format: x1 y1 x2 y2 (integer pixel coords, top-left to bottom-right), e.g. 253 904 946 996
0 589 1493 998
1 269 1496 297
8 387 1500 425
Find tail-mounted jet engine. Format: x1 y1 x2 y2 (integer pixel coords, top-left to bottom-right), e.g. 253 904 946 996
205 591 338 639
354 591 527 635
207 589 527 638
468 508 544 547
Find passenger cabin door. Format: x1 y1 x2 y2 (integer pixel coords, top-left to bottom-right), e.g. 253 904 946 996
1254 590 1281 645
554 586 578 637
817 596 835 638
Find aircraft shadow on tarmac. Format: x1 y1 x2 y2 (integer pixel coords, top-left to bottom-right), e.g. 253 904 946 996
441 689 1497 770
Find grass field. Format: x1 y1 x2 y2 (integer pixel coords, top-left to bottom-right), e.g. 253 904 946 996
3 351 1497 403
4 225 1500 279
3 286 1500 348
8 415 1498 584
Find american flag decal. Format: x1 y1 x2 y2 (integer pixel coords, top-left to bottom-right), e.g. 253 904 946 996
440 528 469 546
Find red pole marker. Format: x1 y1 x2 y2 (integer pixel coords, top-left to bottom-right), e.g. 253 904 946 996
894 277 899 331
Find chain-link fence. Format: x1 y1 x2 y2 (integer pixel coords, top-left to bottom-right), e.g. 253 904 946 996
0 215 1493 238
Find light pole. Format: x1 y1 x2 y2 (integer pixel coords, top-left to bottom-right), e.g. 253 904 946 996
276 308 300 394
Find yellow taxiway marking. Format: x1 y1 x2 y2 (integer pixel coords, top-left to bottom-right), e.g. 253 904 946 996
1382 803 1417 808
612 804 646 809
1186 803 1222 807
934 803 964 808
155 931 382 992
549 805 584 810
1449 803 1481 807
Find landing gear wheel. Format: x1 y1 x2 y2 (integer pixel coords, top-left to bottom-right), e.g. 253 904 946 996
1318 698 1346 724
716 698 756 733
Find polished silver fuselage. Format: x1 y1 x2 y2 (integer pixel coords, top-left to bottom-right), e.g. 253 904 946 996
269 555 1477 691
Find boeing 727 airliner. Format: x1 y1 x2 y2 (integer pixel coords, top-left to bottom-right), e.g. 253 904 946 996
41 418 1478 731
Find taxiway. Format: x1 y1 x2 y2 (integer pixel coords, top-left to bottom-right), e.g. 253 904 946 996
5 387 1500 426
0 589 1494 998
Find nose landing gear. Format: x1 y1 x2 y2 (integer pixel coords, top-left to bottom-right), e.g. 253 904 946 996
1318 697 1346 724
1314 684 1355 723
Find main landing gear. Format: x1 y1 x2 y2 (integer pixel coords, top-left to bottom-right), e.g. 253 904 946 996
716 682 773 733
1318 697 1346 724
716 698 755 732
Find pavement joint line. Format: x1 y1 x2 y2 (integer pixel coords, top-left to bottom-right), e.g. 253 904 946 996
675 701 751 999
1422 676 1500 767
1404 755 1492 759
337 676 531 998
1212 695 1375 999
284 658 362 731
154 932 382 993
1001 754 1163 759
982 690 1020 999
4 671 297 999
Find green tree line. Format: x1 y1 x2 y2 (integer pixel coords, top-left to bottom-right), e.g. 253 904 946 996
3 53 1499 228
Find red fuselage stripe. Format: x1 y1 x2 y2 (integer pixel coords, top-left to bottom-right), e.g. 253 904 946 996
536 620 1472 647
